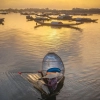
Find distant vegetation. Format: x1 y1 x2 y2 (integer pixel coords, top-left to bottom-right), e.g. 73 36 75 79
0 8 100 14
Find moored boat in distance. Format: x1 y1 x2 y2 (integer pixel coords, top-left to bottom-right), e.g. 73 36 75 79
35 13 48 17
57 14 72 20
26 15 34 20
72 17 98 23
26 15 50 21
0 12 8 14
47 14 73 20
0 18 4 25
34 19 83 27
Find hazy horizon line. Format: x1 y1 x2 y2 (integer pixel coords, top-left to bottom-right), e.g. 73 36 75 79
0 7 100 10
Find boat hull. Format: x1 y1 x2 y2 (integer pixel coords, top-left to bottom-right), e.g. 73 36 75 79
35 20 83 27
42 52 65 75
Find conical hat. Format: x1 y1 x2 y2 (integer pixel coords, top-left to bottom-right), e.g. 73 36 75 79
43 72 63 79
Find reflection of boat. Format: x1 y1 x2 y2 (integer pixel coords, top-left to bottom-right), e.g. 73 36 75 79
34 24 83 32
19 52 65 100
72 18 98 23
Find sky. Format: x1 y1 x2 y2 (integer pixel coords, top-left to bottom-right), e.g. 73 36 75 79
0 0 100 10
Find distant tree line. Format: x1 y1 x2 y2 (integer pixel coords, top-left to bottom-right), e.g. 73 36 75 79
0 8 100 14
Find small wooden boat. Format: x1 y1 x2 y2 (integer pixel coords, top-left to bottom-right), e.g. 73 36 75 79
0 18 4 25
0 12 8 14
34 20 83 27
19 52 65 100
20 12 30 15
47 14 72 20
26 15 34 20
72 17 98 23
35 13 47 17
26 15 50 21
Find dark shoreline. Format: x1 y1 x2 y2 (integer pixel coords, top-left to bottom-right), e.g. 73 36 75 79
0 8 100 15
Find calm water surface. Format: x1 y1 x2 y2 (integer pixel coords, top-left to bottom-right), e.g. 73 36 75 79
0 13 100 100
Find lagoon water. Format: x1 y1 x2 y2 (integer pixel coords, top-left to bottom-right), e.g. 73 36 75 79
0 13 100 100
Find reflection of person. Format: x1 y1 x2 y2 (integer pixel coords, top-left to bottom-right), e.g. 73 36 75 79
45 95 56 100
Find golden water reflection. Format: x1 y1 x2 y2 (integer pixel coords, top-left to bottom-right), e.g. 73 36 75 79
15 27 73 57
